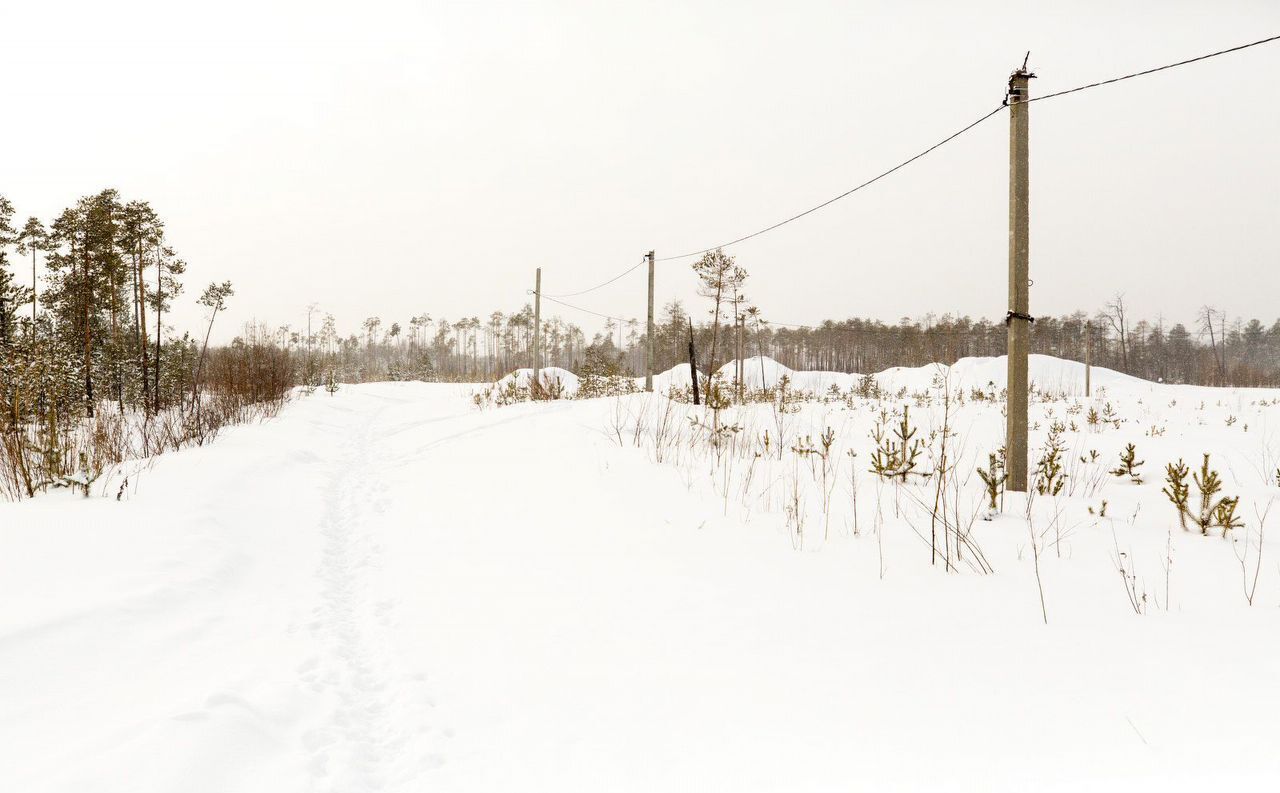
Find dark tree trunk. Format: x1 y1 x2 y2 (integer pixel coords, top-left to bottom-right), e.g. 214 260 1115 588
687 318 700 406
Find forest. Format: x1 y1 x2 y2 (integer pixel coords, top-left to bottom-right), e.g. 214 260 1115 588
0 190 286 498
4 191 1278 499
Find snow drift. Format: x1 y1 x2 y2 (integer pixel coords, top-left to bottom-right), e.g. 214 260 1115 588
495 355 1145 400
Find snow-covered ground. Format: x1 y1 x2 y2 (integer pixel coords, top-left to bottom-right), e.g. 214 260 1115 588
3 360 1280 792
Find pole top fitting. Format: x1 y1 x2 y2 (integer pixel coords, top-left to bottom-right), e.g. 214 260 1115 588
1006 57 1036 104
1009 51 1036 81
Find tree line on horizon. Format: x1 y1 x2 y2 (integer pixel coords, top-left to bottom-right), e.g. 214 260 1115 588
315 249 1279 389
6 194 1276 425
251 290 1280 391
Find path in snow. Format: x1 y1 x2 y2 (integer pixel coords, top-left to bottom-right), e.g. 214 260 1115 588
301 399 441 789
3 381 1279 792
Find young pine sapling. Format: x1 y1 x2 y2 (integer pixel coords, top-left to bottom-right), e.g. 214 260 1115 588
977 452 1005 518
1109 443 1145 483
1033 426 1067 496
868 405 921 481
1163 454 1243 537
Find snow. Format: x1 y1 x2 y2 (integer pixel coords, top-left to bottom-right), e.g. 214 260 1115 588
648 361 700 393
3 364 1280 791
494 366 580 395
633 354 1149 398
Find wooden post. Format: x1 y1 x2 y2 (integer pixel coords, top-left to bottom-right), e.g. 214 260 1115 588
1006 62 1034 492
736 314 745 402
645 250 655 392
1084 320 1092 397
757 319 767 390
687 318 700 406
532 267 541 393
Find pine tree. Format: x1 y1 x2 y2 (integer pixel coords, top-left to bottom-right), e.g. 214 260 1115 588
192 281 234 406
15 216 46 346
151 246 186 412
44 191 125 417
691 248 746 383
0 196 24 350
120 200 162 411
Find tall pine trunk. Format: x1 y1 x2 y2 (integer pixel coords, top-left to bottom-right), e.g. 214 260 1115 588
707 282 723 385
30 244 37 354
192 304 220 409
136 241 151 413
82 247 94 419
154 247 163 413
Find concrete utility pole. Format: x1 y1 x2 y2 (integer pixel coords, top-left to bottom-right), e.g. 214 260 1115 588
1006 60 1034 492
532 267 542 392
1084 320 1092 397
645 250 655 392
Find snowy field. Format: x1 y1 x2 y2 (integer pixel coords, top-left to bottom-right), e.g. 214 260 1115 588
3 357 1280 792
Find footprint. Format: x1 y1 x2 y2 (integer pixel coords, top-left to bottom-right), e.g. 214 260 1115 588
302 728 337 752
205 692 262 716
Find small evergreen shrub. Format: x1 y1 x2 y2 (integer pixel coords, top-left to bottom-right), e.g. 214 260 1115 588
1109 443 1144 483
868 405 921 481
1163 453 1242 537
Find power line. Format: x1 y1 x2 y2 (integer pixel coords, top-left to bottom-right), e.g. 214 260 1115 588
545 256 647 298
654 34 1279 264
1030 33 1280 104
527 33 1280 330
529 290 634 324
553 34 1280 287
655 104 1007 262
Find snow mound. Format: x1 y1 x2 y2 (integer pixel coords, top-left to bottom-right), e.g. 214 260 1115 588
654 357 849 393
500 355 1150 401
951 354 1144 395
876 355 1142 397
649 362 699 393
848 356 1142 397
713 357 802 390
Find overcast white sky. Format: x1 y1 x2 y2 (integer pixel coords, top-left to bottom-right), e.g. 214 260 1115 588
3 0 1278 342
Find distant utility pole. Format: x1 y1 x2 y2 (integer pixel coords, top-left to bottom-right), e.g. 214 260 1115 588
1084 320 1092 397
736 314 745 402
645 250 655 392
533 267 542 391
1006 58 1034 492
